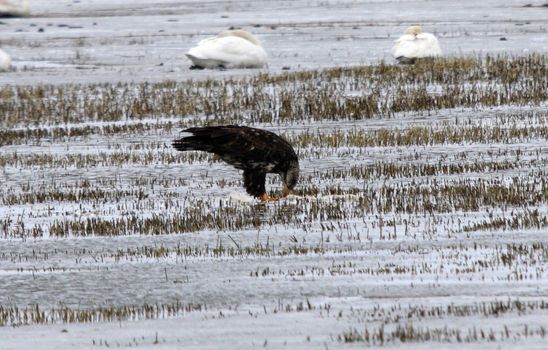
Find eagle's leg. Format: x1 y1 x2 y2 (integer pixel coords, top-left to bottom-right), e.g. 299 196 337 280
244 170 274 201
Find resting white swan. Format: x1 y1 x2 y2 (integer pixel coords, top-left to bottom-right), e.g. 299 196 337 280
185 29 267 69
0 0 30 17
391 26 442 64
0 49 11 71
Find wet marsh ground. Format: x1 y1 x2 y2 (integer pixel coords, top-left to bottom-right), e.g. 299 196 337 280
1 54 547 349
1 1 548 349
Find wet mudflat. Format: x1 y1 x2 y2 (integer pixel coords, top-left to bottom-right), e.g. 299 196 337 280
0 1 547 349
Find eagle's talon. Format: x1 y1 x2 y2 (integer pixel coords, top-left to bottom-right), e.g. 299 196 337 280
259 193 277 202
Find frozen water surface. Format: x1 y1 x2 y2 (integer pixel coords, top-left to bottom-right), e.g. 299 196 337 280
1 1 548 349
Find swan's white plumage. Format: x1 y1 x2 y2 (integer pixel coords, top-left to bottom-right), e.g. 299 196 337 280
0 49 11 71
186 30 267 69
392 26 441 63
0 0 30 17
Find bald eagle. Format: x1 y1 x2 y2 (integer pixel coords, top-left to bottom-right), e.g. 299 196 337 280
172 125 299 202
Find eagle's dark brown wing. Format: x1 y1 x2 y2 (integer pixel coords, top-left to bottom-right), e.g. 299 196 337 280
172 125 298 197
173 125 296 170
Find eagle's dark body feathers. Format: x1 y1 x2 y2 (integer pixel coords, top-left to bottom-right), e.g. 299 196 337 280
172 125 299 198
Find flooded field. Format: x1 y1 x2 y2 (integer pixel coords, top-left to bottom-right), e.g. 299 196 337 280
1 1 548 349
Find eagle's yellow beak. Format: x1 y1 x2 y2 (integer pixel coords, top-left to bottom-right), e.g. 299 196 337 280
281 183 291 198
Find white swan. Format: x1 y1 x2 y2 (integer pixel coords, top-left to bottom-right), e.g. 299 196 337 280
391 26 442 64
0 0 30 17
0 49 11 71
185 29 267 69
